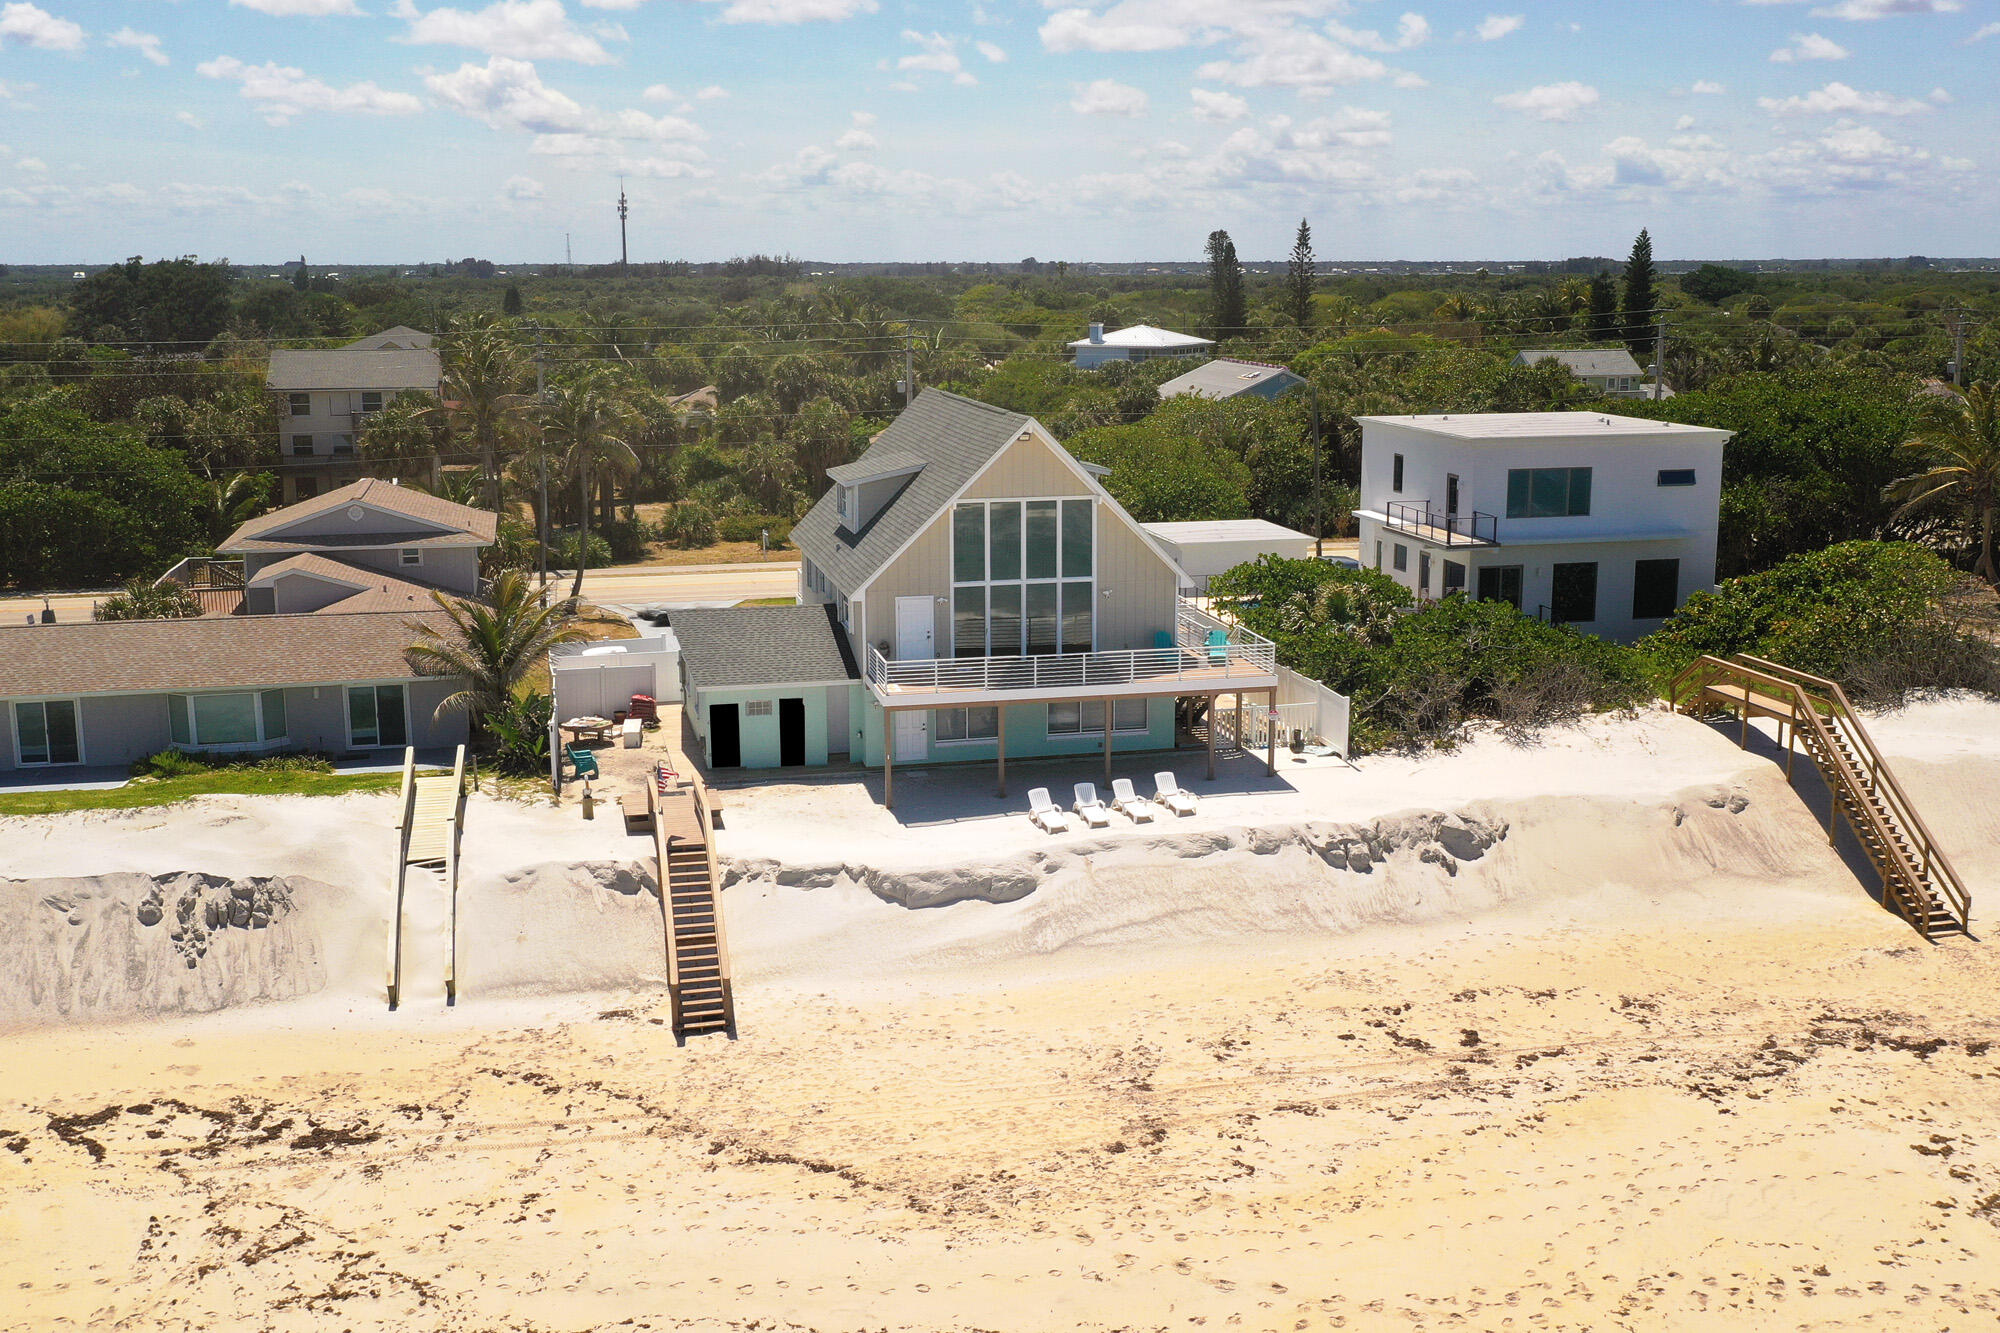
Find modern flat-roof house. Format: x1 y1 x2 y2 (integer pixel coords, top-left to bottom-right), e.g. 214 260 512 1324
1069 323 1215 370
1352 411 1730 643
1156 358 1306 403
1511 348 1648 399
268 331 443 503
1142 520 1318 592
671 390 1281 803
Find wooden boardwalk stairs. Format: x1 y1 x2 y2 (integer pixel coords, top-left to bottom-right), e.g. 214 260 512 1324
646 765 736 1041
1668 654 1971 941
387 746 468 1009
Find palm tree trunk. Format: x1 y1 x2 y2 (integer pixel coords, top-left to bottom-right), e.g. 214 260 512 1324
1978 497 1997 585
569 460 590 601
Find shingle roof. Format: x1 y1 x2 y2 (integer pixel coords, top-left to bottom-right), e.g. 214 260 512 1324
247 553 449 613
1512 348 1644 377
219 478 498 552
345 326 435 350
1156 358 1305 400
1067 323 1214 350
0 611 456 698
266 346 441 391
792 389 1034 595
669 604 860 691
824 450 926 485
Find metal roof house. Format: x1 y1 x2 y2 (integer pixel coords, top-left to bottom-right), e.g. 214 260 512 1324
1156 358 1306 403
1069 323 1215 370
1352 411 1730 642
671 390 1283 804
268 330 444 503
1510 348 1649 399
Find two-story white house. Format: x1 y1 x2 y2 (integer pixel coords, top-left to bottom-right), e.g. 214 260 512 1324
1352 412 1731 642
667 390 1282 803
1511 348 1649 399
268 329 443 503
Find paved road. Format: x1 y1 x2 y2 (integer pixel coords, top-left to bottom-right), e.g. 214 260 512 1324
0 561 802 626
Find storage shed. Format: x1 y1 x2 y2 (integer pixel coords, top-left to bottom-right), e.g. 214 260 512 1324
1141 519 1317 592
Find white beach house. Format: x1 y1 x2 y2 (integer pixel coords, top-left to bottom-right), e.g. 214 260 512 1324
1069 323 1214 370
1352 411 1731 642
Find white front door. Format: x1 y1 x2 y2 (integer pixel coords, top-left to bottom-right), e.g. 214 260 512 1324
893 709 928 762
895 595 935 660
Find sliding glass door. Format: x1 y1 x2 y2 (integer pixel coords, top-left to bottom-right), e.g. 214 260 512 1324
346 684 408 748
14 699 81 766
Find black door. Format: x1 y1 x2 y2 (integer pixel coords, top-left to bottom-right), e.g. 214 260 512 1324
1550 561 1599 624
1445 473 1460 517
1477 564 1524 609
778 697 806 766
711 703 741 767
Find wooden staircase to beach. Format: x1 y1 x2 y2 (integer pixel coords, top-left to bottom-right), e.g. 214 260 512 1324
388 746 468 1009
651 773 736 1041
1668 654 1971 941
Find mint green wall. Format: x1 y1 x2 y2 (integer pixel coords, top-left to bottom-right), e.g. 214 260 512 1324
855 696 1175 767
690 685 830 769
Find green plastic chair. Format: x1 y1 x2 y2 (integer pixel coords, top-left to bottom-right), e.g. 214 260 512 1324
567 745 600 780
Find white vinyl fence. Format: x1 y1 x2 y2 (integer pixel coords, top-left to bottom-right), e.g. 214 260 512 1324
548 631 680 722
1213 666 1351 758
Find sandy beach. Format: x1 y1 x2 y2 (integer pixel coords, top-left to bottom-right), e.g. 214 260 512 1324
3 699 1997 1331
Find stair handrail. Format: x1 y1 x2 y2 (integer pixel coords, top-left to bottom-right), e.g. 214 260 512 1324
690 781 735 1026
388 746 418 1009
1733 654 1971 926
1675 657 1936 933
444 744 466 1006
653 802 686 1036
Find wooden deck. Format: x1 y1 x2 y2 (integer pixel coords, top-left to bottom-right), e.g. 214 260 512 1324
872 655 1271 699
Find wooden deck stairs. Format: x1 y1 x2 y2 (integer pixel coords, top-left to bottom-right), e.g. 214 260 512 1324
1668 654 1971 941
648 765 736 1042
388 746 468 1009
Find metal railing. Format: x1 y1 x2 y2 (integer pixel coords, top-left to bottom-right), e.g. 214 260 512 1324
155 556 246 590
1383 500 1498 547
864 600 1277 696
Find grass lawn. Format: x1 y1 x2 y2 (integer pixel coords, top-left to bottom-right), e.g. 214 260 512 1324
737 596 799 606
0 769 416 817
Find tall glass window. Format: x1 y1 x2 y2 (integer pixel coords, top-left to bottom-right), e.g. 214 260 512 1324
952 498 1094 656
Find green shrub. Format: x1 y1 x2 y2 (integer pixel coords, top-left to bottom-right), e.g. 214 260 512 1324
134 748 208 778
488 690 553 777
252 753 333 773
552 529 615 569
599 514 652 564
95 577 206 621
715 513 791 547
662 502 718 549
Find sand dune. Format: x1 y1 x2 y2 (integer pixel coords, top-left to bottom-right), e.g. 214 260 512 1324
1 700 1997 1331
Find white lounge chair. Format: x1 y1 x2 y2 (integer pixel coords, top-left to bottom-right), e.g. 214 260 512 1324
1111 777 1157 823
1072 782 1112 828
1027 787 1071 834
1155 771 1197 816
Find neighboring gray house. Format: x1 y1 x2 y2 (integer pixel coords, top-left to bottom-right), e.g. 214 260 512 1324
1157 358 1306 403
1511 348 1648 399
268 331 443 502
1069 323 1214 370
0 611 467 772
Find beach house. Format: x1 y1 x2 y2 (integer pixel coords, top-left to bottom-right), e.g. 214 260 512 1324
1155 358 1306 403
1069 323 1214 370
1510 348 1649 399
268 329 443 503
670 390 1281 799
1352 411 1730 642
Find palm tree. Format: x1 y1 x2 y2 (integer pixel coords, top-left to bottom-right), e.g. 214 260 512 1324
436 317 532 512
1886 381 2000 583
542 374 640 599
406 570 587 729
202 471 273 545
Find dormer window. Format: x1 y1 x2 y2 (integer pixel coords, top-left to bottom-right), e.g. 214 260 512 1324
838 484 859 531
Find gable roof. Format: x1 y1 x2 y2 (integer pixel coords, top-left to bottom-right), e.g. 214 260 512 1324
219 478 498 553
246 553 449 613
266 346 441 392
0 611 455 698
1068 323 1215 351
670 604 860 691
346 326 435 350
825 450 926 486
791 389 1033 594
1512 348 1644 378
1156 358 1305 400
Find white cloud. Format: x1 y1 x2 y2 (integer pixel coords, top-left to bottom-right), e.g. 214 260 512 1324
1070 77 1148 116
1195 33 1391 94
1326 11 1429 52
1493 80 1599 121
197 56 424 124
834 108 876 149
425 55 589 132
1770 31 1849 59
227 0 364 14
1757 80 1930 115
1675 114 1695 130
694 84 728 99
1190 87 1248 121
1690 79 1726 94
501 174 544 199
703 0 876 21
399 0 620 65
1970 21 2000 39
0 3 85 52
107 27 168 65
974 39 1005 62
425 52 708 180
15 155 44 171
898 30 975 85
176 110 205 129
641 83 675 101
1474 14 1524 40
1809 0 1961 17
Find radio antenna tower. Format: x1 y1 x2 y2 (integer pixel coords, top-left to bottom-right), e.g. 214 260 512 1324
616 177 629 271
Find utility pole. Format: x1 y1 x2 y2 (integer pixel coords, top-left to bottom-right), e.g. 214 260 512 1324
1310 382 1323 559
565 233 573 273
1651 320 1667 401
1949 305 1966 387
616 178 629 272
534 324 549 590
903 338 916 408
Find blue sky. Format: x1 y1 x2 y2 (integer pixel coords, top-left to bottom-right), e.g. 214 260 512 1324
0 0 1994 263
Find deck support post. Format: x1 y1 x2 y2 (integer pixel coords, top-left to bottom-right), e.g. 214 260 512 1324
1234 692 1244 754
1784 720 1795 779
1739 701 1750 749
883 708 894 811
1206 693 1217 781
996 717 1006 799
1266 688 1278 777
1103 696 1114 784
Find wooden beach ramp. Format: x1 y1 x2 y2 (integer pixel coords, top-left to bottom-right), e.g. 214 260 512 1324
1669 655 1971 941
387 746 468 1009
649 767 736 1042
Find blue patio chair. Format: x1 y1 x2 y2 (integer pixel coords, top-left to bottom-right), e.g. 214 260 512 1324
1153 629 1174 650
567 745 600 780
1205 629 1230 666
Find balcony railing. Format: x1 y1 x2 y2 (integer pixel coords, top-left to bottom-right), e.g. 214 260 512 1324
1383 500 1498 547
156 556 246 591
865 599 1277 699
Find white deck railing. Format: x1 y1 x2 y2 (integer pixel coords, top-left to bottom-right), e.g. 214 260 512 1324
865 600 1277 696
